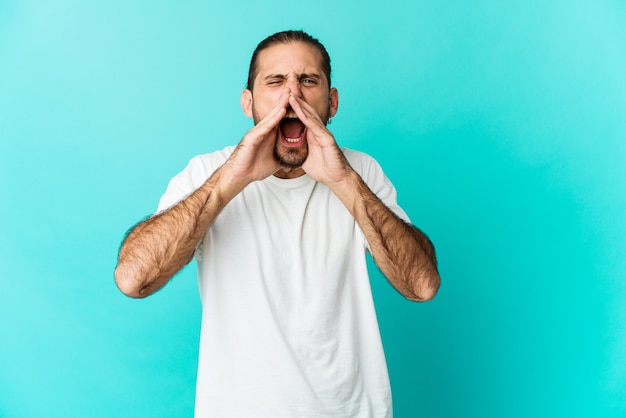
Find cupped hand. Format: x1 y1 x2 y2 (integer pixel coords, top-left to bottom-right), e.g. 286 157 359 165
288 93 353 186
222 88 291 189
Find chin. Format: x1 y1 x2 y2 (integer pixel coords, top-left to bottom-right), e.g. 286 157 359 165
274 144 308 170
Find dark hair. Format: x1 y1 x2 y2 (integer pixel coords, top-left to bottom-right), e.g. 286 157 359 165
246 30 331 91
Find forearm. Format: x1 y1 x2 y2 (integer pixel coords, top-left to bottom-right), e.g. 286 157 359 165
114 167 241 298
332 170 440 301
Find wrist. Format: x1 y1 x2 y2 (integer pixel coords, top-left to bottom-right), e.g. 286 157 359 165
208 164 248 204
327 168 362 213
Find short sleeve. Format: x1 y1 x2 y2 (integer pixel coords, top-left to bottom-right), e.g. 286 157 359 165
343 149 411 224
156 146 235 214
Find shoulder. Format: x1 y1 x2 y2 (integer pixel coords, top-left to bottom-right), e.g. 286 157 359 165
172 146 236 184
156 146 236 213
187 145 236 174
341 148 376 164
341 148 386 181
342 147 379 169
341 148 410 222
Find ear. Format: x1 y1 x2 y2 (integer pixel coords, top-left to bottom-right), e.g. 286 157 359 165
241 89 253 118
329 87 339 118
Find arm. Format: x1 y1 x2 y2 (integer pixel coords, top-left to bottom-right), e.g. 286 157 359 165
114 89 291 298
332 170 440 301
114 168 238 298
290 93 440 301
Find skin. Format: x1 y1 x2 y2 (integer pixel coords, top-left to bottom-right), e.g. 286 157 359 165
240 41 338 179
114 41 440 301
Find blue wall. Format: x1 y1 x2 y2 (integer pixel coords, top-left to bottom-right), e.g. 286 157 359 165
1 1 624 417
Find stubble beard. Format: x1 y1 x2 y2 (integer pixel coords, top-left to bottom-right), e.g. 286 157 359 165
252 104 330 171
273 142 308 169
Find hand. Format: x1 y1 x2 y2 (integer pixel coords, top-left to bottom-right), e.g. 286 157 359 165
288 93 353 186
222 88 291 189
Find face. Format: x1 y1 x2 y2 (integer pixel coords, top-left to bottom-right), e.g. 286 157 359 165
241 42 338 174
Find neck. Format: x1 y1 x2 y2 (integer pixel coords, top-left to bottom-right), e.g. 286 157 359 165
273 167 306 179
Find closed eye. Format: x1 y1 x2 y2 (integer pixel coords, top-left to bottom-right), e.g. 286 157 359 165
264 75 286 86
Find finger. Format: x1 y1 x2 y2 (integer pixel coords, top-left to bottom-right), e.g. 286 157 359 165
288 94 321 126
257 88 291 129
288 94 331 143
244 89 291 143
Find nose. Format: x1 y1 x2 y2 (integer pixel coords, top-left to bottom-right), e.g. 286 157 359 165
286 76 302 98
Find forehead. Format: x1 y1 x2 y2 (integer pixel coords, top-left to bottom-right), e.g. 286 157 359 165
254 42 325 80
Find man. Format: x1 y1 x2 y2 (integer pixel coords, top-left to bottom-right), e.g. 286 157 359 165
115 30 439 418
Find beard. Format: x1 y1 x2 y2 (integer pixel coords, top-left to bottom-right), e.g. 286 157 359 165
252 102 330 171
273 141 308 169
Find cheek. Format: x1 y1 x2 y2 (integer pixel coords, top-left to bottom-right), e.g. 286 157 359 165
250 100 269 121
313 98 331 119
254 92 283 113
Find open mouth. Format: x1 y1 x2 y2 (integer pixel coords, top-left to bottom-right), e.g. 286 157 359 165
279 117 306 145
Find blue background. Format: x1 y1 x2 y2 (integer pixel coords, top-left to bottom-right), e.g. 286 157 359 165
1 1 625 417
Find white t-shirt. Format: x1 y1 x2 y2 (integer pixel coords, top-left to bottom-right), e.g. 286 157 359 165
157 146 409 418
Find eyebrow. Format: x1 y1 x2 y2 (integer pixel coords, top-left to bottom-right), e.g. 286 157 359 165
298 73 321 81
263 73 322 82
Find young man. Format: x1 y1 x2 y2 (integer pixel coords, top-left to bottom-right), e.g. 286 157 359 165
115 30 439 418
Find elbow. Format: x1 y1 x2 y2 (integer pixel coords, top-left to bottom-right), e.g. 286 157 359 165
415 281 439 302
408 272 440 302
114 264 151 299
